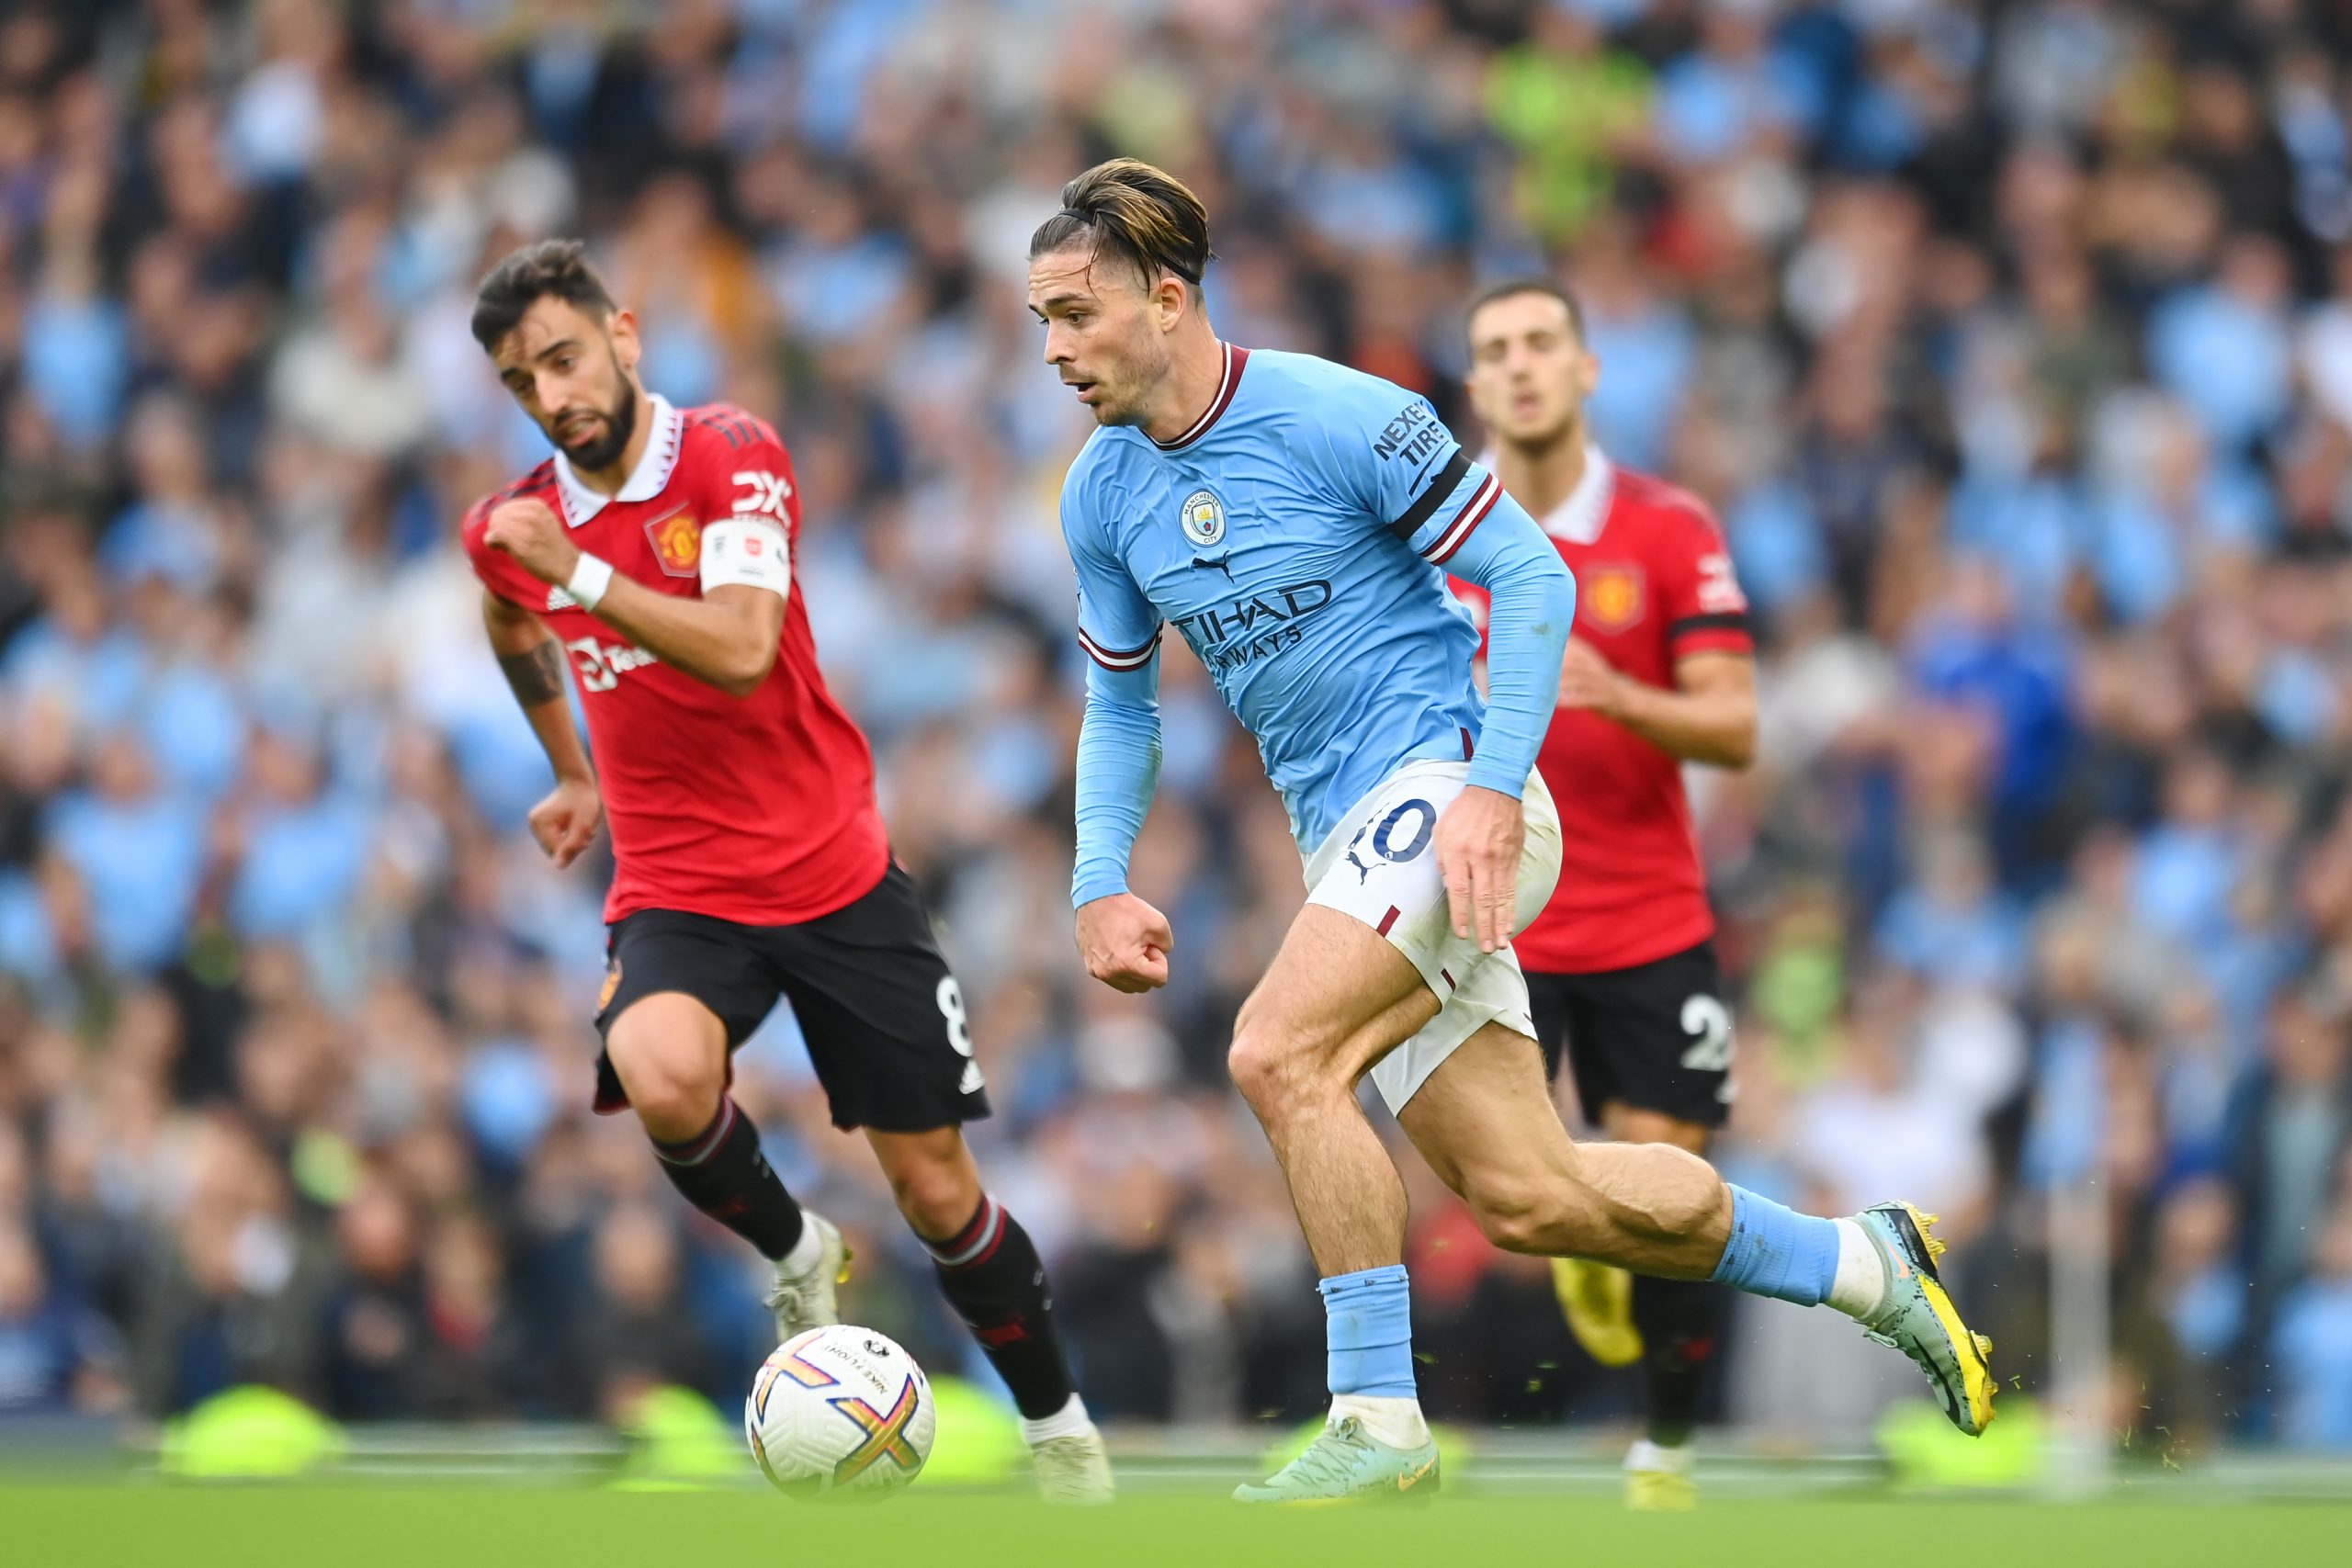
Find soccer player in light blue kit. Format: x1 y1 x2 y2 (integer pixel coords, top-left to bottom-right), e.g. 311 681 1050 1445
1033 161 1996 1502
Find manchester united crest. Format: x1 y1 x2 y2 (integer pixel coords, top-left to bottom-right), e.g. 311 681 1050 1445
1583 563 1646 633
645 509 702 576
1179 488 1227 548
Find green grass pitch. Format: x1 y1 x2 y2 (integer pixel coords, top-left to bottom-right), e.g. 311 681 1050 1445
4 1487 2347 1568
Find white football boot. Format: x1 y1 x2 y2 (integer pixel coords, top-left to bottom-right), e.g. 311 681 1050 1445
765 1213 849 1342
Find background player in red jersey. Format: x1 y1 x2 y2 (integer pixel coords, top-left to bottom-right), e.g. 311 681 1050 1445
458 241 1109 1501
1456 279 1758 1510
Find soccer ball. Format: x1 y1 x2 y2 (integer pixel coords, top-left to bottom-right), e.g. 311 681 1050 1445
744 1325 936 1500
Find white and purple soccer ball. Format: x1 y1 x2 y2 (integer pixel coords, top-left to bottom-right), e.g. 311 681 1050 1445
745 1325 936 1500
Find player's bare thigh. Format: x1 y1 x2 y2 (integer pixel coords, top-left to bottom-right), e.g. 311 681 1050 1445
605 991 730 1140
1396 1019 1580 1202
1228 903 1441 1098
1397 1019 1732 1275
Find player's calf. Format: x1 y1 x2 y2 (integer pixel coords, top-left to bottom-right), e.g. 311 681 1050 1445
913 1189 1077 1422
1631 1274 1721 1448
608 995 823 1281
1448 1141 1726 1272
871 1125 987 1241
869 1127 1106 1498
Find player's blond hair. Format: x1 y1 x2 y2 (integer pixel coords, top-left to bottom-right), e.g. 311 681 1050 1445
1028 158 1215 296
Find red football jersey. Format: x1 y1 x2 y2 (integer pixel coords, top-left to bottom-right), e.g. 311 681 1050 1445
1453 450 1752 973
462 396 890 927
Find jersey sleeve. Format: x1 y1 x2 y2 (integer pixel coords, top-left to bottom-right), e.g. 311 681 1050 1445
1656 501 1753 659
1311 373 1502 565
1058 468 1161 671
1447 577 1493 656
690 412 800 541
460 490 537 609
695 413 798 598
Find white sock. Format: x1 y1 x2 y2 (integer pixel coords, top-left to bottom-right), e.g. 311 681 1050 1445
1019 1393 1095 1446
1328 1393 1430 1450
1625 1438 1692 1475
777 1217 824 1277
1826 1217 1887 1319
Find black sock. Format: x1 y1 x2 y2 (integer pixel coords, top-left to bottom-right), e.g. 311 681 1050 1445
650 1099 805 1261
1633 1273 1722 1447
922 1196 1077 1421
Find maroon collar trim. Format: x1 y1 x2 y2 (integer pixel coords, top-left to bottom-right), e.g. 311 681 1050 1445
1149 343 1248 451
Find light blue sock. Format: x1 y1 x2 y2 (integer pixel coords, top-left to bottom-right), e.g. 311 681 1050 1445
1319 1265 1417 1398
1708 1185 1841 1306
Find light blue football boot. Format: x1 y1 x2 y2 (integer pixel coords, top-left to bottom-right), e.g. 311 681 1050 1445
1231 1416 1440 1504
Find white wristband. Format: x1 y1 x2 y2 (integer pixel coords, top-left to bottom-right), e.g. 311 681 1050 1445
567 553 615 612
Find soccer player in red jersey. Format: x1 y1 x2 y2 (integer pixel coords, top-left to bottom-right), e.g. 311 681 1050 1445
458 241 1109 1500
1455 279 1758 1509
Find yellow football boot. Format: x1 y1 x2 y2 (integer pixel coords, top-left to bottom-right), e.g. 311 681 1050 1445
1551 1256 1644 1368
1623 1439 1696 1510
1854 1202 1997 1436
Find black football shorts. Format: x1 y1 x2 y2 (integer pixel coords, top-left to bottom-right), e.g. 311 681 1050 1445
1525 939 1735 1131
590 862 989 1133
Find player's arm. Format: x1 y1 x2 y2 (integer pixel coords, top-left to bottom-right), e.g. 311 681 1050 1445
480 497 784 699
579 577 782 699
1366 430 1577 950
1073 653 1172 990
1328 386 1573 950
1062 488 1174 992
1564 646 1756 768
1439 493 1577 949
481 591 602 868
1564 512 1756 767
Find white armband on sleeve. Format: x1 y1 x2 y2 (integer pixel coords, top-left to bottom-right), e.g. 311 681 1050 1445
699 516 793 597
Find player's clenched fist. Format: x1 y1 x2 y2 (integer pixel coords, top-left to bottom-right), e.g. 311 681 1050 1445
528 773 604 869
1075 892 1174 992
482 497 579 585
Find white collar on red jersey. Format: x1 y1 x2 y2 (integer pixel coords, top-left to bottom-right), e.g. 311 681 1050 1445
553 393 684 528
1480 443 1613 545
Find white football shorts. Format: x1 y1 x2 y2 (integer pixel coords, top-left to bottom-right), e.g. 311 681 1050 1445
1301 758 1562 1115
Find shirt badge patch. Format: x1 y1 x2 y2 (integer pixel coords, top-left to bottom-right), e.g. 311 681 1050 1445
1583 564 1645 633
1180 488 1227 548
645 509 702 576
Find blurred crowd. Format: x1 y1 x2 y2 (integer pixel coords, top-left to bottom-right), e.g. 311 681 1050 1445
4 0 2352 1455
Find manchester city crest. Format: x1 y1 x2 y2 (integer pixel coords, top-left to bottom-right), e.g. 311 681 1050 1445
1179 488 1227 548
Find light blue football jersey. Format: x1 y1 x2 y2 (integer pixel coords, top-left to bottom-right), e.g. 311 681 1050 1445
1060 344 1519 853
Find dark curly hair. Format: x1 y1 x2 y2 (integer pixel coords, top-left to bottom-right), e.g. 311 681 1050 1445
469 238 617 352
